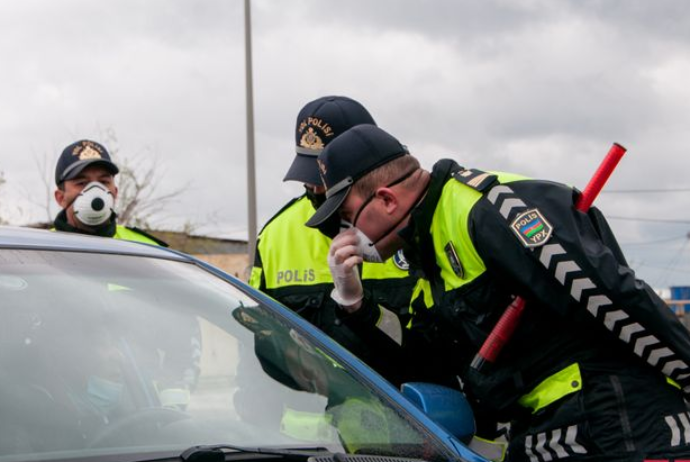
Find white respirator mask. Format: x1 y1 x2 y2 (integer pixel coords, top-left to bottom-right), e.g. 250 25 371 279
72 182 115 226
339 220 384 263
354 228 384 263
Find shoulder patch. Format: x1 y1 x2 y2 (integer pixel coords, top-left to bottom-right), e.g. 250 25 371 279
452 168 498 192
510 209 553 248
393 249 410 271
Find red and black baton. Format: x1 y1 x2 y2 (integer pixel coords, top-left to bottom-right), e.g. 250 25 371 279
470 143 627 372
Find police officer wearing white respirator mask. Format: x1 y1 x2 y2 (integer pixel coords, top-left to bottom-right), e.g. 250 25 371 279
51 139 205 413
52 139 166 246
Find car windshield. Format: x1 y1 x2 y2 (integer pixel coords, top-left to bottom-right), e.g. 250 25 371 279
0 250 453 462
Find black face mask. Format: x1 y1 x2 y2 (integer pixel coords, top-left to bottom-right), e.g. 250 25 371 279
304 186 340 238
304 185 326 210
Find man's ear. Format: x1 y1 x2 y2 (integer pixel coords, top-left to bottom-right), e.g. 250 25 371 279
54 188 66 208
112 185 119 201
377 188 399 213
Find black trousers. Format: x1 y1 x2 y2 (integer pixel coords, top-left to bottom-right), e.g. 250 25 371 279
507 369 690 462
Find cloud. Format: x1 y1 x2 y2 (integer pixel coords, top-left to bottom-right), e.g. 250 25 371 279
1 0 689 286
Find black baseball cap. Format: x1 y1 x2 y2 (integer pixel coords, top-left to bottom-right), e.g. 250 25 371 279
55 139 119 185
305 124 408 228
284 96 376 185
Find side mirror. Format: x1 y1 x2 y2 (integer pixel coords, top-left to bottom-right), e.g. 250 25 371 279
400 382 475 443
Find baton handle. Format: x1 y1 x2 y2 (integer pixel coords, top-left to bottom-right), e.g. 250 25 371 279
471 142 627 371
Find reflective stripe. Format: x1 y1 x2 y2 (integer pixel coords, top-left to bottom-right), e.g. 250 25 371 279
518 363 582 413
375 305 403 345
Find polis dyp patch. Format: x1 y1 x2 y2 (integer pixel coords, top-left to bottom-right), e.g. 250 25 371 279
510 208 553 248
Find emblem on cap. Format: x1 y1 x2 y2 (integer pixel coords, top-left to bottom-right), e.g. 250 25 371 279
72 140 104 160
511 208 553 248
300 127 325 152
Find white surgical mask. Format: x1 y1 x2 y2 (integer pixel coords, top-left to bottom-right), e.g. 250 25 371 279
72 182 115 226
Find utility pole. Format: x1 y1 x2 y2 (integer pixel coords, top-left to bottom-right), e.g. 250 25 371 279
244 0 257 270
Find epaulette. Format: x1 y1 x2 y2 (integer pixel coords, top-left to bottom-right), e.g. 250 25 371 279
127 226 169 247
452 168 498 193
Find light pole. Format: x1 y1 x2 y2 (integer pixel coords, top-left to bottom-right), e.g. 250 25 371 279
244 0 257 270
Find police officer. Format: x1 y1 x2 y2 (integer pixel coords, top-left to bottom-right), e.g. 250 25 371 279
52 139 200 410
249 96 419 384
52 139 165 246
306 124 690 461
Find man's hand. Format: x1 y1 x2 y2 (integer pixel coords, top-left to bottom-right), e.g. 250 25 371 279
328 228 364 312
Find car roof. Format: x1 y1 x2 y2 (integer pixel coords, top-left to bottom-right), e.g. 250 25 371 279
0 226 189 261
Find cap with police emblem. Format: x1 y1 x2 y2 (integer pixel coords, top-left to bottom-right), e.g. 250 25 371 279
306 124 408 228
283 96 376 185
55 139 119 186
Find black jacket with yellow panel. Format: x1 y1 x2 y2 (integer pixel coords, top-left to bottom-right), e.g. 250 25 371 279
347 159 690 424
250 195 417 382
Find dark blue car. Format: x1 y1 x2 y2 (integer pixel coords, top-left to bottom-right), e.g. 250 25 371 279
0 226 491 462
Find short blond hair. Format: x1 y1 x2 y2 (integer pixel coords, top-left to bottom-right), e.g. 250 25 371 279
353 154 420 197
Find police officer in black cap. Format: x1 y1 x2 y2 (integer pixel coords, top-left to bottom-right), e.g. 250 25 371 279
53 139 165 245
248 96 418 383
307 124 690 461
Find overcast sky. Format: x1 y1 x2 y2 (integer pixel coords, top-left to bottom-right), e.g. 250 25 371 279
1 0 689 289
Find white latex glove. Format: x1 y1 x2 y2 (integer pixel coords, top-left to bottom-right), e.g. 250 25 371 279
328 228 364 308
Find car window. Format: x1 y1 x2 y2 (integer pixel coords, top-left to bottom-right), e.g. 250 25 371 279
0 250 454 462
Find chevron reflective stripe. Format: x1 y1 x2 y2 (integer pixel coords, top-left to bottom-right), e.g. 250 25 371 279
554 261 580 285
633 334 660 357
604 310 629 331
524 435 539 462
549 428 568 459
619 322 644 343
486 181 690 390
666 412 690 446
539 244 566 268
680 412 690 444
500 198 527 219
565 425 587 454
487 185 514 204
666 415 682 446
586 295 612 317
571 278 596 301
523 425 587 461
535 432 552 462
648 347 674 367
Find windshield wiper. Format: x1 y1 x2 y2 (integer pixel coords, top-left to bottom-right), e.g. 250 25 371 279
180 444 331 462
179 445 430 462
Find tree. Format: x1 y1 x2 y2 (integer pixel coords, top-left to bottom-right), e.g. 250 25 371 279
114 152 191 229
33 128 192 231
100 128 192 230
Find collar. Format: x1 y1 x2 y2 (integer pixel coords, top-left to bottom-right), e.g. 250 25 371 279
397 159 462 278
53 209 118 238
